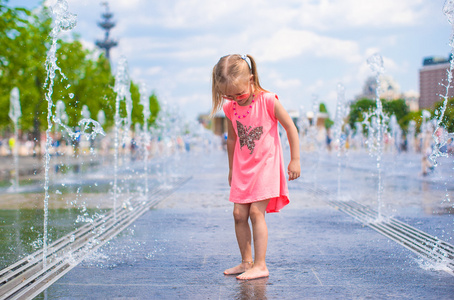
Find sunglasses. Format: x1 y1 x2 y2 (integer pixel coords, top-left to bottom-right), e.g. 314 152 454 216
222 92 250 101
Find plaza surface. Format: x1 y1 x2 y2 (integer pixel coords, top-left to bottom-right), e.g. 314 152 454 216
33 149 454 299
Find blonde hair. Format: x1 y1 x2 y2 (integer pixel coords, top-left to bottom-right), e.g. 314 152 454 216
210 54 268 117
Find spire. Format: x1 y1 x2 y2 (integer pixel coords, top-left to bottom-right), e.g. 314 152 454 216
95 2 118 60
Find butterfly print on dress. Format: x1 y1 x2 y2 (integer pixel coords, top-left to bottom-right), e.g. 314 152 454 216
236 120 263 154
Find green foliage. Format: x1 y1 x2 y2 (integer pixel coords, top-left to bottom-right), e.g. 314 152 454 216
319 102 328 113
0 2 160 135
148 93 160 126
51 40 116 128
324 118 334 129
382 99 410 129
347 98 375 129
400 111 422 132
433 98 454 133
348 98 411 132
0 3 50 132
318 102 333 129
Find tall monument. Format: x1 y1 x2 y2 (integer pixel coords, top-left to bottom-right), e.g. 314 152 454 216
95 2 117 60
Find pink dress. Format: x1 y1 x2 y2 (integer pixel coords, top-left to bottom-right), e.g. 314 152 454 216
223 91 289 213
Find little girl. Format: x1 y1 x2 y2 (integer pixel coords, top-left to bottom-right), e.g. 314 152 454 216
211 54 301 280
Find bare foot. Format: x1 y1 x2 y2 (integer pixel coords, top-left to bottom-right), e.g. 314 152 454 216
224 261 253 275
236 265 269 280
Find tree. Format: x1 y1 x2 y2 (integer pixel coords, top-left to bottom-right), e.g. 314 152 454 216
400 111 422 133
148 93 160 126
318 102 334 129
53 42 160 131
347 98 375 129
53 40 116 128
0 1 160 136
382 99 410 130
0 2 50 134
433 98 454 133
348 98 411 132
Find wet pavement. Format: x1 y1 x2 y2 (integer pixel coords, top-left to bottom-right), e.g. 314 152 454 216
36 150 454 299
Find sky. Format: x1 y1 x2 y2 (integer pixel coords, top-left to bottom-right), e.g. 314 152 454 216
18 0 454 121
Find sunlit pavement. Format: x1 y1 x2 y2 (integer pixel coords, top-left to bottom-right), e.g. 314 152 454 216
40 149 454 299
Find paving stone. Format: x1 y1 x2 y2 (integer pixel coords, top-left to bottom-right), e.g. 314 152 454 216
33 150 454 299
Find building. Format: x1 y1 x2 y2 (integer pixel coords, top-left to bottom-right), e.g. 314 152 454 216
210 112 228 136
354 74 422 110
419 56 454 109
356 75 401 101
198 111 228 136
402 90 419 112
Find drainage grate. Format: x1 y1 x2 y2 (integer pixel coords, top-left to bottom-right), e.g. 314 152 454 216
0 176 191 300
327 199 454 276
299 182 454 276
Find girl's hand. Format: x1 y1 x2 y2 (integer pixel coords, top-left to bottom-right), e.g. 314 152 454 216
287 159 301 181
228 169 232 186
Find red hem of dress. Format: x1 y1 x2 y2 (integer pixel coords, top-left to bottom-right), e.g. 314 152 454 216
229 194 289 213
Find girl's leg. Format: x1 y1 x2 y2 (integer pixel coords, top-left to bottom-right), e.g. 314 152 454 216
237 199 270 280
224 203 253 275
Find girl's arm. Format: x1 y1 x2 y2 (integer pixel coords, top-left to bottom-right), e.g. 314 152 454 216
226 118 237 186
274 99 301 181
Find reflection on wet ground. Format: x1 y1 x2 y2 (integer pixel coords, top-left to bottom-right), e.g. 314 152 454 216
306 151 454 217
233 277 269 300
0 208 106 270
0 149 453 298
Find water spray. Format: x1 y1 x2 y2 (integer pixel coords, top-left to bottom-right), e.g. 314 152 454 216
364 53 389 220
9 87 21 191
43 0 105 267
430 0 454 164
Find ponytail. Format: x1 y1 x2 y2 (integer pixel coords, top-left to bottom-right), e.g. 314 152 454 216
211 64 223 118
246 54 268 94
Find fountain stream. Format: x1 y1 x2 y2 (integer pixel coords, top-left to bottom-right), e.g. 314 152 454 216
9 87 21 191
112 56 132 220
430 0 454 165
97 109 106 127
333 83 346 200
43 0 77 268
139 83 151 197
81 105 91 119
55 100 68 131
42 0 105 268
407 120 416 153
364 53 388 220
